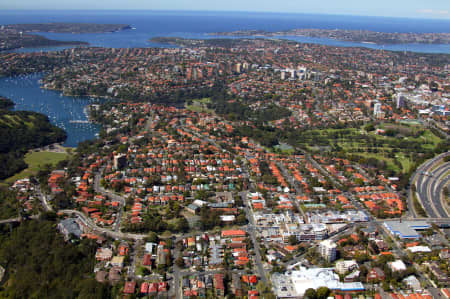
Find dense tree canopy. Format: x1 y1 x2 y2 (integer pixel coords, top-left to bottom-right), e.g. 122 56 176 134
0 220 111 299
0 110 66 179
0 97 14 110
0 187 19 220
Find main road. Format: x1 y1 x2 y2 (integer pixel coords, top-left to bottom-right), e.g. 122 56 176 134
0 217 21 224
239 191 268 284
93 168 126 232
59 209 147 240
276 162 306 217
412 152 450 219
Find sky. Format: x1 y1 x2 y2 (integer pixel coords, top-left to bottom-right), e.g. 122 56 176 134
1 0 449 20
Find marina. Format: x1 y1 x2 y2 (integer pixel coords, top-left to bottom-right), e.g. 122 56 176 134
0 73 101 147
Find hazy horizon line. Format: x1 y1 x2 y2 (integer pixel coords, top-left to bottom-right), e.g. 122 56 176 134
1 8 450 22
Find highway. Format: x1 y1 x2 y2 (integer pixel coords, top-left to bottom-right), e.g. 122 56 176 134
416 163 449 217
408 153 448 217
413 152 450 219
428 166 449 217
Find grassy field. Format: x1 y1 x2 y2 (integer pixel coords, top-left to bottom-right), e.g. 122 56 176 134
274 143 295 154
185 98 214 114
298 123 444 175
355 152 400 172
395 152 415 173
4 151 69 184
0 114 36 128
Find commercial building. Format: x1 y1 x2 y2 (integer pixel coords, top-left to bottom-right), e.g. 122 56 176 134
335 260 358 275
113 153 127 170
319 239 337 262
373 102 382 116
272 267 364 298
407 246 431 253
396 93 406 109
383 220 431 239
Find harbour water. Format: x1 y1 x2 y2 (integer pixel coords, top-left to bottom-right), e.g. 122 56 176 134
0 73 101 147
2 10 450 54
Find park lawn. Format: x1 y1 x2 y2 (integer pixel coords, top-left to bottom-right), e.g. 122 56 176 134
275 143 295 154
356 152 401 173
297 125 442 175
4 151 69 184
340 146 421 174
262 145 273 153
344 127 441 166
185 98 214 114
394 152 415 174
369 124 441 150
0 114 36 129
278 147 295 155
193 98 211 104
415 130 442 149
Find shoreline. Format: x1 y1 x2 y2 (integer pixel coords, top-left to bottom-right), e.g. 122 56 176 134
0 73 101 148
31 142 74 154
209 29 450 45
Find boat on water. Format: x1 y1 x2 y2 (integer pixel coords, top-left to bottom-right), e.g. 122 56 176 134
0 73 101 146
69 120 90 124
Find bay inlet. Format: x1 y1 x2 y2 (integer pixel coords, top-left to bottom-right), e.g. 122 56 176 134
0 73 101 147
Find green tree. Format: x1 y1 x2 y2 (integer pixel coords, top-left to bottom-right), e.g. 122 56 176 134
175 257 185 268
304 288 317 299
176 217 190 233
316 287 330 299
0 220 111 298
288 235 298 245
146 231 159 243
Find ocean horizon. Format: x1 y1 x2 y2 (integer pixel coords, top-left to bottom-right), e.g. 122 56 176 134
2 10 450 54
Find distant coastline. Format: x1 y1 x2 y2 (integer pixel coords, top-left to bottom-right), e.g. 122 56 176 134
0 12 449 54
210 29 450 45
3 23 132 34
0 23 131 51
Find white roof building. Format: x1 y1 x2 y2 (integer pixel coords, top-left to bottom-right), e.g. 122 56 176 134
192 199 208 207
220 215 236 222
319 240 337 262
403 275 422 292
335 260 359 274
389 260 407 272
145 242 157 253
407 246 431 253
283 268 364 297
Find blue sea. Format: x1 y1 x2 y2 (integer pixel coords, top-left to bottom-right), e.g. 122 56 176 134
2 10 450 54
0 10 449 147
